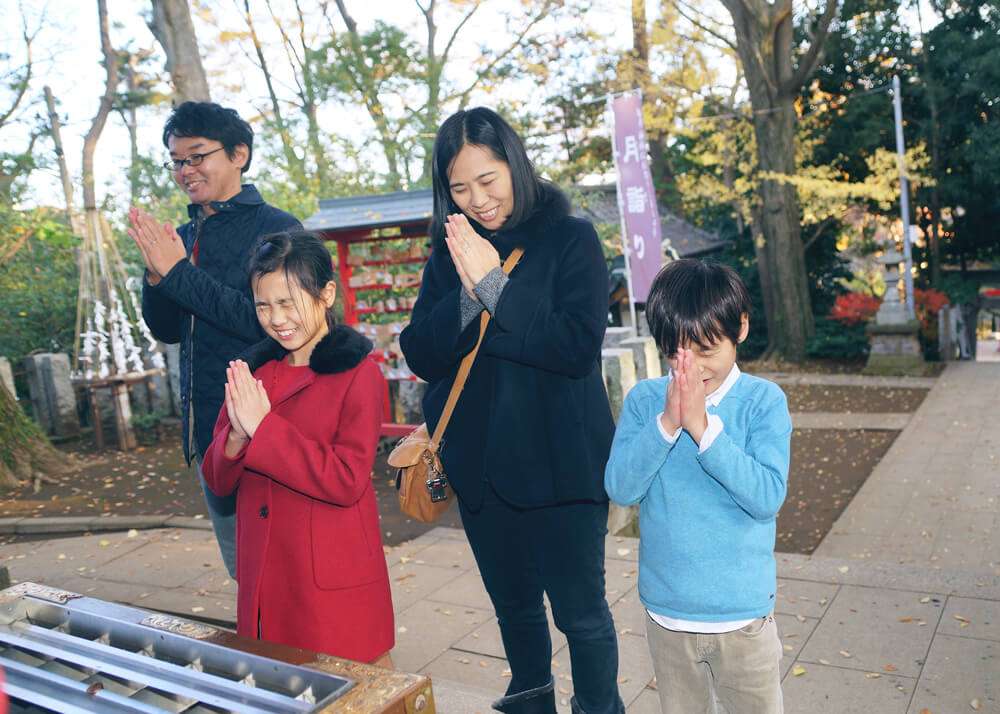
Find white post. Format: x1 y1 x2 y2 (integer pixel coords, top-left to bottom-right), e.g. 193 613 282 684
892 75 916 320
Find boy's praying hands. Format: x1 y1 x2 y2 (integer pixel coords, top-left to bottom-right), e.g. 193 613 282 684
675 348 708 443
662 348 708 443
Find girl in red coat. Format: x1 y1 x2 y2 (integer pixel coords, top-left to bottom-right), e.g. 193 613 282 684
202 230 393 665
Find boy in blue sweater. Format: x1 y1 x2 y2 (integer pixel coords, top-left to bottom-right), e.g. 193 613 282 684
605 259 791 714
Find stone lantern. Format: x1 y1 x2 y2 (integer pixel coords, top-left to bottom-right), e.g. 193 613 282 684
863 249 927 375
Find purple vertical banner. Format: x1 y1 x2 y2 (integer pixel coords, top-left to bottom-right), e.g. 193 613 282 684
609 90 662 303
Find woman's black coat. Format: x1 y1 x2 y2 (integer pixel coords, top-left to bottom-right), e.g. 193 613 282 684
399 184 615 509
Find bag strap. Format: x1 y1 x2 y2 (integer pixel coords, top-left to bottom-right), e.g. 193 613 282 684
430 247 524 448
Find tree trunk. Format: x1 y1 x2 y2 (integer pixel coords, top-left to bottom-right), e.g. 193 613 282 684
0 385 72 490
148 0 211 103
720 0 837 362
750 96 813 360
631 0 668 190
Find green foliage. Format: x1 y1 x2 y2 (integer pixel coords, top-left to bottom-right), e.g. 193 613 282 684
916 1 1000 265
807 317 870 360
130 408 168 446
0 208 79 369
937 274 980 306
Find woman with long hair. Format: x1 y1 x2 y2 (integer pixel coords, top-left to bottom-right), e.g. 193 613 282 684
400 108 622 714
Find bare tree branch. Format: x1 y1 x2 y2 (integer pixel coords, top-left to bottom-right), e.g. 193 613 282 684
783 0 838 95
446 1 555 108
672 0 737 52
440 1 482 66
0 10 36 131
803 215 836 252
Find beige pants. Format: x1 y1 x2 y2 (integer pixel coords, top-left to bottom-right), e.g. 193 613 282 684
645 613 784 714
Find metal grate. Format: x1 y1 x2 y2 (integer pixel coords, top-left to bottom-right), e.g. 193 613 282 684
0 584 354 713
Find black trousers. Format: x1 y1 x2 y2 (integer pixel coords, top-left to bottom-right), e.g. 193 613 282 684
459 485 624 714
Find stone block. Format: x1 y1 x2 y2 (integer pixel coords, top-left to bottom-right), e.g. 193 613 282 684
164 342 181 410
603 326 635 349
775 612 820 678
0 357 15 398
389 561 467 613
908 634 996 714
392 598 493 673
938 596 1000 642
619 336 662 381
147 354 175 416
601 348 636 421
797 585 941 677
397 379 426 424
22 352 80 437
782 663 913 713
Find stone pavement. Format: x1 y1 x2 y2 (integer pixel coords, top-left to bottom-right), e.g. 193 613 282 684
2 524 997 713
4 362 997 712
816 361 1000 571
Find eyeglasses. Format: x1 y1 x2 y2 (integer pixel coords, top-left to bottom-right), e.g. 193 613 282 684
162 147 225 172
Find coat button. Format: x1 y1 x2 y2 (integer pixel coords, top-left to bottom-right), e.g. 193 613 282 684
259 505 269 519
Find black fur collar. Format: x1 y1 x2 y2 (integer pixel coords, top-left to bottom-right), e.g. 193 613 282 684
238 325 373 375
488 181 572 251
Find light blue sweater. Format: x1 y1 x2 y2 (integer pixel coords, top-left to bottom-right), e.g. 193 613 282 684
604 372 792 622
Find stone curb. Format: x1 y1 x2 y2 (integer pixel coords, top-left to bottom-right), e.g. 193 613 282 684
0 515 212 536
777 551 1000 600
790 412 911 430
751 372 938 388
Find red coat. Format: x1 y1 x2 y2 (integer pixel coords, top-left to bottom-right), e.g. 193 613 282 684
202 327 393 663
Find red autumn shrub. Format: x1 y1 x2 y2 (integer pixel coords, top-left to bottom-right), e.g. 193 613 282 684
914 288 949 319
830 292 881 326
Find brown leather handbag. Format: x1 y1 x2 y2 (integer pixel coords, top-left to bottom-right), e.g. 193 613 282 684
388 248 524 523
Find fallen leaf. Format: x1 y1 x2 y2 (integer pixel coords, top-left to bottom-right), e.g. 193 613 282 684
883 664 897 672
898 616 913 623
86 682 104 695
98 539 110 547
792 665 807 677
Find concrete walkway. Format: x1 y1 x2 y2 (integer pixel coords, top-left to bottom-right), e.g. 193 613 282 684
2 525 997 713
816 361 1000 571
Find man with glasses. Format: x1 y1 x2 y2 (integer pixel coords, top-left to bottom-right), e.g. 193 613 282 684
129 102 301 579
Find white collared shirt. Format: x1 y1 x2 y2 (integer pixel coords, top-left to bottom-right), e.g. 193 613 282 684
648 364 755 634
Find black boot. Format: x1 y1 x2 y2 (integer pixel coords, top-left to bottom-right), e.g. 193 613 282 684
491 677 556 714
570 694 626 714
